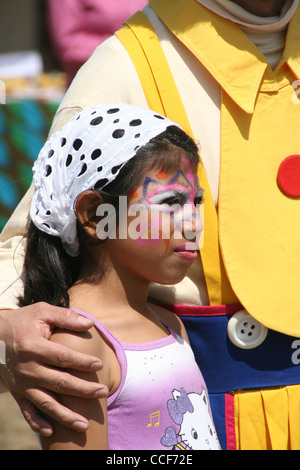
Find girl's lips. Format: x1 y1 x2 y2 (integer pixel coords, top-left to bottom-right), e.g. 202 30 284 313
174 243 198 261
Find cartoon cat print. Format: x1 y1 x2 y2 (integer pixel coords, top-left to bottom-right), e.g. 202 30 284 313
161 387 221 450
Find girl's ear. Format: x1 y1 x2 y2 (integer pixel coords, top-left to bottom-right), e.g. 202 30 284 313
75 190 103 238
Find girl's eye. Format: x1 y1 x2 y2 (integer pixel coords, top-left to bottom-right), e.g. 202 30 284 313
150 190 188 207
160 195 187 206
194 189 204 206
194 196 203 206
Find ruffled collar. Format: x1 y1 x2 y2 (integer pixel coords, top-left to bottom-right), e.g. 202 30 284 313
197 0 298 68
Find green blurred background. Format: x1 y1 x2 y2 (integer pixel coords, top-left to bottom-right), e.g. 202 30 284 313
0 0 65 450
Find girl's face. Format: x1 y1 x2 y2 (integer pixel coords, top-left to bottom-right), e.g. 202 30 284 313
103 159 203 286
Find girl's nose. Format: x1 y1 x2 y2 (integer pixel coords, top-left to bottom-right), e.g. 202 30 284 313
174 204 203 243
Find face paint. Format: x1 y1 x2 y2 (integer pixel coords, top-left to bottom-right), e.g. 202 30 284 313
101 162 203 287
129 189 139 200
128 165 203 248
155 169 168 180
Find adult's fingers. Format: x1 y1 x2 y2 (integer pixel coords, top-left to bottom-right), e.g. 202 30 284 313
22 363 108 398
34 303 95 335
17 391 90 435
17 398 54 436
27 337 103 373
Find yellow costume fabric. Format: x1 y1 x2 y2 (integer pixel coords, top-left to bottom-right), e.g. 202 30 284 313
115 0 300 449
147 0 300 336
234 385 300 450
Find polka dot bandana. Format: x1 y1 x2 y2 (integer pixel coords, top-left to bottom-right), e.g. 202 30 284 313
30 104 180 256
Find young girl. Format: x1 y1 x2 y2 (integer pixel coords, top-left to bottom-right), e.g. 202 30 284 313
19 104 220 450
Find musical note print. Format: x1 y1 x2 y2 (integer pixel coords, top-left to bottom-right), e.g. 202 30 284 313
147 411 160 428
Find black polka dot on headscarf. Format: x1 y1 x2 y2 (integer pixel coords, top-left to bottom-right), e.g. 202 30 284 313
112 129 125 139
73 138 83 150
129 119 142 127
48 149 54 158
66 154 72 167
45 165 52 177
90 116 103 126
91 149 102 160
77 163 87 177
61 137 67 147
107 108 120 114
111 163 123 175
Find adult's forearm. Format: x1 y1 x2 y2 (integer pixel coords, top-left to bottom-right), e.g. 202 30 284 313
0 183 33 310
0 235 26 310
0 310 12 393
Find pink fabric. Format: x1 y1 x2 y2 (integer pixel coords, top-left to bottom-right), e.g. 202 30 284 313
156 303 243 317
224 393 237 450
46 0 147 83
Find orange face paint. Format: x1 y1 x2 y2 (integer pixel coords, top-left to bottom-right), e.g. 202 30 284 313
155 170 168 180
129 189 139 200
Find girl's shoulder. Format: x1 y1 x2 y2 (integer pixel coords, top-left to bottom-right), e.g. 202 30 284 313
50 319 121 395
148 303 190 344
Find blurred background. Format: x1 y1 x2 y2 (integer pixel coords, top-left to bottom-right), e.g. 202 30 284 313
0 0 66 233
0 0 147 450
0 0 64 450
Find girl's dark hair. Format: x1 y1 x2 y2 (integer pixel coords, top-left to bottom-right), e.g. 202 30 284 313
18 125 199 308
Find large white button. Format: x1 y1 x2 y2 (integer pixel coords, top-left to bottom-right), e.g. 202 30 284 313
227 310 268 349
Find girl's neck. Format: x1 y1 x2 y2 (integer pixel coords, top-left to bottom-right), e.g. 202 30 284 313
68 259 172 345
69 253 151 319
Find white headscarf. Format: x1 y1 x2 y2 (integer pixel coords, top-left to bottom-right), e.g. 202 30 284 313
30 104 180 256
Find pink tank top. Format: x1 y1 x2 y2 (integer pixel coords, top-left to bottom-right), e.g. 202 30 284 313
73 309 220 450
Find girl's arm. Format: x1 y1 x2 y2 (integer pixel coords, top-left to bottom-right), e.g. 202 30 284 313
40 326 112 450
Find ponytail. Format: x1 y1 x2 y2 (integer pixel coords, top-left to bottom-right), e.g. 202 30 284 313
18 221 81 308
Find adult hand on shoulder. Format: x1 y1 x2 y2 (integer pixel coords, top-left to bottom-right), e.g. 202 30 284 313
0 302 107 436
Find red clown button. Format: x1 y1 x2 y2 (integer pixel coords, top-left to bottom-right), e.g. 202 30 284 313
277 154 300 198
